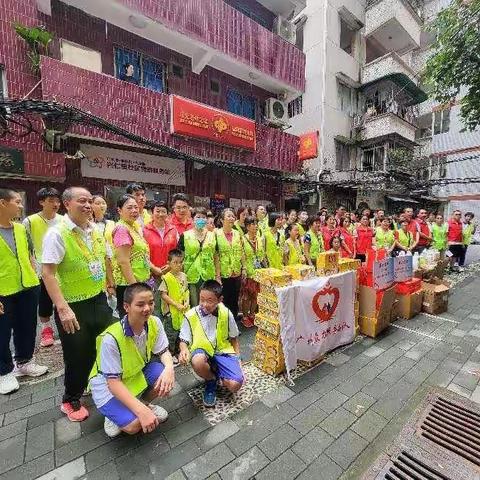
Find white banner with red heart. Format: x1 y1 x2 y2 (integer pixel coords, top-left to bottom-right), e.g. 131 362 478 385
276 271 355 374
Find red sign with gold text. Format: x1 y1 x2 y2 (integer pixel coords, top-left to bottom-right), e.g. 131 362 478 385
298 131 319 161
170 95 256 150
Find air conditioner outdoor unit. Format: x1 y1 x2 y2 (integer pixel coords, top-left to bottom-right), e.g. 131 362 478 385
265 98 289 126
275 17 296 44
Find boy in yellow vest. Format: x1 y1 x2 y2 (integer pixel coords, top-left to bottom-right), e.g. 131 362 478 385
23 187 63 348
89 282 174 438
0 188 48 395
178 280 243 407
159 249 189 360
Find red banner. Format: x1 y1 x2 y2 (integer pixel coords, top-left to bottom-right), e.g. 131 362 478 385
170 95 256 150
298 131 319 161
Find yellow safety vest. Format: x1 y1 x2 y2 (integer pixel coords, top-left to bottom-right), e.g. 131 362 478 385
27 213 63 262
162 272 189 330
215 229 242 278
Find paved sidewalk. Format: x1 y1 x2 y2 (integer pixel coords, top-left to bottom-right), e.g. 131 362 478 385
1 271 480 480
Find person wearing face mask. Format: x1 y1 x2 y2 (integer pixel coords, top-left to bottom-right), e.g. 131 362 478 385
178 207 216 307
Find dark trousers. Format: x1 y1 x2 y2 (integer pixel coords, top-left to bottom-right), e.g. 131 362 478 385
116 285 128 319
39 279 54 318
0 286 40 375
221 276 241 319
459 245 468 266
55 293 113 403
355 254 366 263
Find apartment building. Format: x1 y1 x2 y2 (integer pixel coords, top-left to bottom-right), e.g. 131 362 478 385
290 0 477 214
0 0 306 213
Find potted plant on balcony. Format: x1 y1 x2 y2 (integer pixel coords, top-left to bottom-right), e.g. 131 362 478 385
13 23 53 74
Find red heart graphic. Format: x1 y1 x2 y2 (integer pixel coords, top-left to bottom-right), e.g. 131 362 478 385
311 284 340 323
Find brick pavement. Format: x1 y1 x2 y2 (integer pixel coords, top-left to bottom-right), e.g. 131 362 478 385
1 272 480 480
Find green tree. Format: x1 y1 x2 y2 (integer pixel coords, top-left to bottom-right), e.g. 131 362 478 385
424 0 480 131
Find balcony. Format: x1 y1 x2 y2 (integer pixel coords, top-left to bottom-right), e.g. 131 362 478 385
53 0 305 96
39 57 300 173
365 0 422 53
362 112 417 144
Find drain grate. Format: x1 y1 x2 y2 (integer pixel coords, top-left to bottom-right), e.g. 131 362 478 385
419 396 480 467
384 450 452 480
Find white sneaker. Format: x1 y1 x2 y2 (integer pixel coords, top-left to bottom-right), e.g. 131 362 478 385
0 373 20 394
104 417 122 438
148 404 168 423
13 361 48 378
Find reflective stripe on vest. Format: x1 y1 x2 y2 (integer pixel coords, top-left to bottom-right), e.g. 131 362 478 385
57 224 107 303
162 272 189 330
185 304 235 356
0 223 39 296
183 230 216 284
216 229 242 278
113 220 150 286
89 317 158 397
264 228 284 270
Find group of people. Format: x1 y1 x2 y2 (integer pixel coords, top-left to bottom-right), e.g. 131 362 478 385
0 183 476 439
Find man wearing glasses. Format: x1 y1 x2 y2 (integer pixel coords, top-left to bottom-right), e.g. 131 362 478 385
170 193 193 235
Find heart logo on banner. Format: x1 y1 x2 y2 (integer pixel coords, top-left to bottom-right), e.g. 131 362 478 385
311 283 340 323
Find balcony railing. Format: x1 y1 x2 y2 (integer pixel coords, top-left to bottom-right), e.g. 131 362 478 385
117 0 306 92
362 52 418 86
367 0 423 18
362 112 417 143
39 57 300 173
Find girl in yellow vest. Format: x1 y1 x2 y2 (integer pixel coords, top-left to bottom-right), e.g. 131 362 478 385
374 218 396 255
240 217 265 328
303 215 325 267
233 207 249 236
112 195 164 318
178 280 243 407
179 207 216 306
89 283 174 438
159 249 189 360
393 219 416 255
214 209 244 321
23 187 63 348
0 188 48 395
264 212 285 269
283 224 306 265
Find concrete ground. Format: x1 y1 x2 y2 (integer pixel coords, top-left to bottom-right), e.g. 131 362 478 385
1 268 480 480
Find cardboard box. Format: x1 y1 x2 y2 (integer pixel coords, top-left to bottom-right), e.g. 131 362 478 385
283 264 316 281
358 286 396 337
316 252 339 274
252 329 285 375
254 312 281 337
253 268 292 287
422 259 449 281
338 258 361 272
394 291 423 320
422 279 450 314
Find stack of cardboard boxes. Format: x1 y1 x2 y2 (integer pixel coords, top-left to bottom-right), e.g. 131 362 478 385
393 278 423 320
338 258 361 336
252 268 292 375
422 279 450 314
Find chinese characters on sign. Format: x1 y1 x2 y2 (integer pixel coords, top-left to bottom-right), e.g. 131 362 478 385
170 95 256 150
373 257 395 290
393 255 413 282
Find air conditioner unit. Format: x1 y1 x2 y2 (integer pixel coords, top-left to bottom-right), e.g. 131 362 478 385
275 17 296 44
265 98 289 126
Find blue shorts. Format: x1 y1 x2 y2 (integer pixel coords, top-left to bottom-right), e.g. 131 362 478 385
98 361 164 427
191 349 244 384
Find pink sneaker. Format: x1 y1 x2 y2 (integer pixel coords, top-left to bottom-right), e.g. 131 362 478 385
40 326 54 347
61 401 89 422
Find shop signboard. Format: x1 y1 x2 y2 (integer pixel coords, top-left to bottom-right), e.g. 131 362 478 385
373 257 395 290
80 144 186 186
393 255 413 282
0 147 24 174
210 194 226 213
298 131 319 161
170 95 256 150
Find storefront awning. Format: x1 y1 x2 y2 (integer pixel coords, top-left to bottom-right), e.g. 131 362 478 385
387 196 420 203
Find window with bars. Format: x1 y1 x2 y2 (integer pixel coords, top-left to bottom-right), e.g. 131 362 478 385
226 89 256 120
288 96 303 118
335 141 352 171
362 145 385 171
114 47 165 93
338 82 358 116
